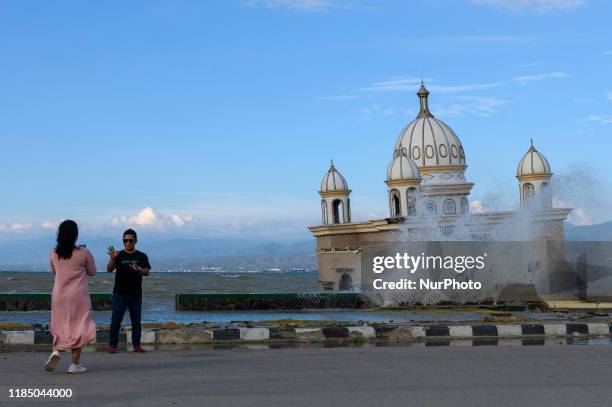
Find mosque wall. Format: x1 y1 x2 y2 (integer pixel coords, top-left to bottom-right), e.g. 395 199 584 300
312 215 574 303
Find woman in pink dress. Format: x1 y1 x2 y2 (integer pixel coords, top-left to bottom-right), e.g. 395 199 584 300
44 219 96 374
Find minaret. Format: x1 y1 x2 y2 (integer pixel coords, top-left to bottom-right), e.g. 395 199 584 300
319 160 351 224
517 139 553 208
385 148 421 217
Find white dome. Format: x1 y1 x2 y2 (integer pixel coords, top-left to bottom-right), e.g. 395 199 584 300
394 83 466 169
387 148 420 181
517 142 552 177
320 161 349 192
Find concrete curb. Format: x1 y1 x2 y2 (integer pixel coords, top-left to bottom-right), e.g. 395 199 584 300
2 322 611 346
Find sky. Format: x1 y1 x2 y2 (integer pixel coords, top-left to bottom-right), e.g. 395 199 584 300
0 0 611 240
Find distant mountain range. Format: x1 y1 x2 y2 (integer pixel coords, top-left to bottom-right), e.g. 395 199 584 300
0 237 317 271
0 221 608 271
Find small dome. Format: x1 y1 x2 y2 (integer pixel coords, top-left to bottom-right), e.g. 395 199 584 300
387 148 421 181
517 141 552 177
394 83 466 170
320 161 349 192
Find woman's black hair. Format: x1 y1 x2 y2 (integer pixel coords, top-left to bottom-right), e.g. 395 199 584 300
55 220 79 260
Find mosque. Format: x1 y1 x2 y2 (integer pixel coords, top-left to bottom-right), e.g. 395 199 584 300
308 83 573 303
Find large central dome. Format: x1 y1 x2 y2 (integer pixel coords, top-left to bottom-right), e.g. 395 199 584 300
394 83 466 173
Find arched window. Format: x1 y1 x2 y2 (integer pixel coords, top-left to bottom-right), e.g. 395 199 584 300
389 189 401 217
321 200 327 224
339 273 353 291
461 198 469 214
443 199 456 215
523 183 535 202
407 202 416 216
407 188 417 216
425 201 436 215
332 199 344 224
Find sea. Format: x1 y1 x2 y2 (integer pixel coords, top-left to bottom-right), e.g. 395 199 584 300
0 270 506 324
0 270 339 325
1 270 320 295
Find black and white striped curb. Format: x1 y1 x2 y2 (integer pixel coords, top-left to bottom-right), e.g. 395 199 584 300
1 323 611 345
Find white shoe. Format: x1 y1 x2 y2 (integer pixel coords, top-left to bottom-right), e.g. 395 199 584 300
67 363 87 374
44 351 60 372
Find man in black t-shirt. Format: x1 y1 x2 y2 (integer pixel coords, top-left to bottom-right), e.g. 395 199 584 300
106 228 151 353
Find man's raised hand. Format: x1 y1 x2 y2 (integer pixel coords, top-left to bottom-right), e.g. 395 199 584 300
107 246 118 260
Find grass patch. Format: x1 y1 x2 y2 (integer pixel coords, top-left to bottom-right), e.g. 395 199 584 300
0 322 32 330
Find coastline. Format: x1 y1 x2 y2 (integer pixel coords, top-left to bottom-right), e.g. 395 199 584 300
3 319 612 349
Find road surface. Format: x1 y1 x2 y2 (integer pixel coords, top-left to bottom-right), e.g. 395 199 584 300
1 344 611 406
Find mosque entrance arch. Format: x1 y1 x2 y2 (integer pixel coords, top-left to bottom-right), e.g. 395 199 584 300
339 273 353 291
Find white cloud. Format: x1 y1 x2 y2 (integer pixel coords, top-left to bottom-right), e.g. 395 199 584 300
112 207 196 229
555 198 592 225
40 219 62 230
243 0 333 12
607 91 612 101
428 83 507 93
357 77 505 93
552 198 567 209
170 213 195 227
10 223 33 233
569 207 593 225
512 72 570 84
360 96 510 120
435 96 511 118
113 207 159 227
586 114 612 124
356 77 421 92
0 224 7 232
470 0 586 12
605 51 612 56
0 192 321 239
357 72 567 95
470 200 486 214
359 104 416 120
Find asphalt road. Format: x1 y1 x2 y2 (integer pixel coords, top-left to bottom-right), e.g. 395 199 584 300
1 344 612 407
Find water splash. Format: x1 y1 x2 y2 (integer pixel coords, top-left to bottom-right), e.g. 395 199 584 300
360 185 570 306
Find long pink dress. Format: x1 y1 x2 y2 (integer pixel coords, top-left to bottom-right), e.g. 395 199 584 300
50 247 97 349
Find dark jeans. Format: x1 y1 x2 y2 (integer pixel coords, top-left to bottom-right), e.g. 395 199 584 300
109 293 142 347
